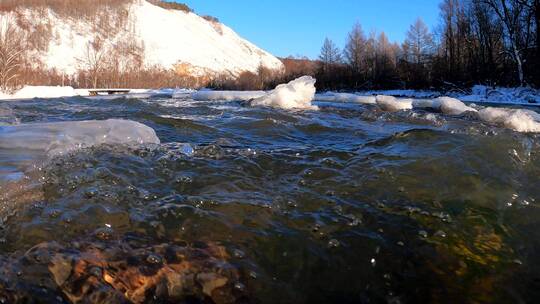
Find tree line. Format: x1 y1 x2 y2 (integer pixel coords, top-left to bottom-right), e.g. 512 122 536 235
1 0 537 91
314 0 539 90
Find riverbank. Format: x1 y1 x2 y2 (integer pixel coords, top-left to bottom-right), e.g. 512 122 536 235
2 84 539 107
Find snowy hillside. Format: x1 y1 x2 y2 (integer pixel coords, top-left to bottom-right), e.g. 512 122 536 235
1 0 283 77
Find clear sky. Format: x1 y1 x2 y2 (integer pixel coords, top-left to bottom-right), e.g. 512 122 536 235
179 0 441 59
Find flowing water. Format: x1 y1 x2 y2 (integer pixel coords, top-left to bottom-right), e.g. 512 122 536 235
0 95 540 303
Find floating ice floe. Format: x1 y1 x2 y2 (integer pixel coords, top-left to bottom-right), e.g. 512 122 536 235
192 90 266 101
413 97 477 115
0 119 160 156
375 95 413 112
251 76 317 110
478 107 540 133
314 92 376 104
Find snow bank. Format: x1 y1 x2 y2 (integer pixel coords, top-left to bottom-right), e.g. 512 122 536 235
314 93 376 104
359 90 440 99
413 97 476 115
459 86 540 105
335 93 376 104
376 95 413 112
128 88 194 98
6 86 78 99
0 92 11 99
192 90 266 101
478 108 540 133
0 119 160 156
0 87 197 100
251 76 317 110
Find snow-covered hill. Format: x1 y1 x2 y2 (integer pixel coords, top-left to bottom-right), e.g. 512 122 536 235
1 0 283 77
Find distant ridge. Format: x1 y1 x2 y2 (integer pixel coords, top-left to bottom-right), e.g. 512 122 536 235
0 0 284 77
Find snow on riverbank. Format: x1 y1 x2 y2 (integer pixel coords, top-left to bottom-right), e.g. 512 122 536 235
354 86 540 106
459 85 540 105
359 90 441 99
0 86 194 100
0 86 81 99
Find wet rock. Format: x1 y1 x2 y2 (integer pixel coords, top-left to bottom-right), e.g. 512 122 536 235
94 227 114 241
146 253 163 265
197 272 229 297
49 255 73 286
0 239 242 304
434 230 447 238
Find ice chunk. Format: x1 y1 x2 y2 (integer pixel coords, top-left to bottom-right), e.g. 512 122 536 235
0 119 160 156
413 97 476 115
192 90 266 101
315 93 376 104
436 97 476 115
251 76 317 110
337 94 376 104
478 108 540 133
376 95 413 112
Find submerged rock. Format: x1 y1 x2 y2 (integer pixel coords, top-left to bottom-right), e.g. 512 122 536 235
0 240 244 304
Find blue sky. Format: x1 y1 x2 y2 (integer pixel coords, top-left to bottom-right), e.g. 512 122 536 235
179 0 441 59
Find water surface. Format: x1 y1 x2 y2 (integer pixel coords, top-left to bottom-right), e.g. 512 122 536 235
0 96 539 303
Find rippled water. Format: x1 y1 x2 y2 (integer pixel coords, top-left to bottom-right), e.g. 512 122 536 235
1 96 540 303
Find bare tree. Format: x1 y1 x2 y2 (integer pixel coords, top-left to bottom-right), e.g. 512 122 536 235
318 37 341 73
80 38 109 88
344 22 367 75
375 32 398 80
481 0 530 85
0 16 24 92
403 18 435 65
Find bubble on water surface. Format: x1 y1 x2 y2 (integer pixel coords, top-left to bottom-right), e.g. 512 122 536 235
328 239 340 248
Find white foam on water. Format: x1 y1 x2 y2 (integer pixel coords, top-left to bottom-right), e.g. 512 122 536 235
376 95 413 112
192 90 266 101
0 119 160 156
478 107 540 133
251 76 317 110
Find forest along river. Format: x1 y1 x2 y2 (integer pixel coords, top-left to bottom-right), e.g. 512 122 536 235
0 94 539 303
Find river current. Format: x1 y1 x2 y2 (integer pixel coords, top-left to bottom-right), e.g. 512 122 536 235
0 95 539 303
